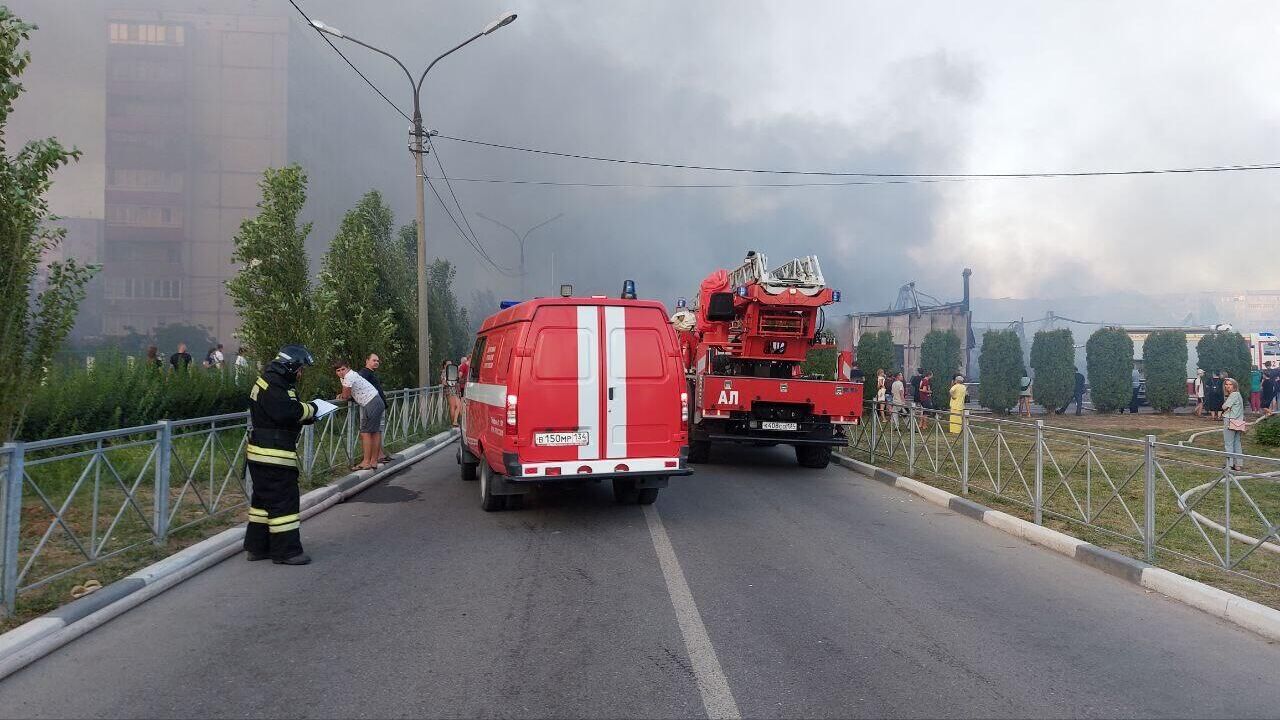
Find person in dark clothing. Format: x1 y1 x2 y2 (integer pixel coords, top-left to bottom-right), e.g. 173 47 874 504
169 342 192 371
146 345 162 370
1205 370 1225 420
1262 362 1278 415
849 361 865 384
1058 369 1086 415
357 353 391 464
244 344 319 565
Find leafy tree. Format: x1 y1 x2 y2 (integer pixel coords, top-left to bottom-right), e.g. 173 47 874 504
802 331 838 379
856 331 896 383
1255 415 1280 447
920 330 962 409
1030 328 1075 412
468 288 499 336
1086 327 1134 412
317 198 397 376
977 330 1023 414
227 165 317 380
0 10 97 440
1143 330 1188 413
428 258 471 372
1196 331 1251 391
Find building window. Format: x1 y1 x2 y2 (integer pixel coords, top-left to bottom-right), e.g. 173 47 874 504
106 205 184 228
104 277 183 301
105 241 183 263
108 169 184 192
108 22 185 46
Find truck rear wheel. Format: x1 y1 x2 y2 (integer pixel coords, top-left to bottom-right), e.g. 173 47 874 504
479 462 507 511
688 439 711 464
636 487 660 505
613 478 640 504
796 444 831 469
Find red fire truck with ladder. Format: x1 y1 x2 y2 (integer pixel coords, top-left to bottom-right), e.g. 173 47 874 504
675 251 863 468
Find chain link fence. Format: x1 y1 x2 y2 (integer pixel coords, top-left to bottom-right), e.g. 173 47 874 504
0 386 449 615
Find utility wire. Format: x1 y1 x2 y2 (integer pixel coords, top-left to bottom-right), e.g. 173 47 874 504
421 174 968 188
423 176 519 277
435 133 1280 180
286 0 412 123
425 135 513 273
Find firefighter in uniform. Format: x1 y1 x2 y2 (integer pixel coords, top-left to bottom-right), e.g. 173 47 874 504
245 344 319 565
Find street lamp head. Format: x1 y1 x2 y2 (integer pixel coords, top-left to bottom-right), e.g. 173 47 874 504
310 19 345 38
481 12 517 35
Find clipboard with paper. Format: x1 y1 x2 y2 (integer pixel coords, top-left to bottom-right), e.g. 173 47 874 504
311 398 339 420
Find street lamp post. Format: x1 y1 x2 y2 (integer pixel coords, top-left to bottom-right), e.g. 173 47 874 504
311 12 517 401
475 212 563 298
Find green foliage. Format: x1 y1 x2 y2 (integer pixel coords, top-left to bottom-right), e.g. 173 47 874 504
1196 331 1251 390
369 211 416 389
801 331 838 379
1254 415 1280 447
1143 330 1188 412
317 195 398 374
977 330 1024 413
1030 329 1075 412
428 258 472 371
1086 327 1134 412
0 9 97 440
226 165 317 390
920 330 962 409
20 354 253 441
856 331 896 383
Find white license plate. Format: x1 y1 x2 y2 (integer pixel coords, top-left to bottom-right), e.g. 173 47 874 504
534 431 590 447
761 421 798 431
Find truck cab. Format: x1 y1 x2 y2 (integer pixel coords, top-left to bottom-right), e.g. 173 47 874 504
458 292 692 510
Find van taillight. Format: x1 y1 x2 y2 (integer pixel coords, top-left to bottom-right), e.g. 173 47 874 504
680 391 689 429
506 394 518 430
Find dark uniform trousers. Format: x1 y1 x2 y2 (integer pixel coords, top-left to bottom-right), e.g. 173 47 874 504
243 373 316 560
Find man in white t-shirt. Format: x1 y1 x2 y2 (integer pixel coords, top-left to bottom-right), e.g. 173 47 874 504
212 343 225 369
334 360 385 471
890 372 906 429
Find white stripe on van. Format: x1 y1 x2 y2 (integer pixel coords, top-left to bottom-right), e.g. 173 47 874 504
577 305 600 460
605 305 628 459
465 382 507 408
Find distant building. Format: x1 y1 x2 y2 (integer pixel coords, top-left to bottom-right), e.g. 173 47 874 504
846 269 975 376
9 0 288 345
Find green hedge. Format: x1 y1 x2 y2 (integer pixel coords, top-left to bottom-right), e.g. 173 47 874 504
1255 416 1280 447
1196 331 1251 390
1086 328 1134 412
1030 328 1075 412
21 354 254 440
978 330 1023 414
856 331 896 381
920 330 962 409
1143 330 1188 412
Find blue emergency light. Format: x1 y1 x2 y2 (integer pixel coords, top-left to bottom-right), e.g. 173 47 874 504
621 280 637 300
499 300 522 309
676 297 687 308
832 290 842 303
736 286 748 298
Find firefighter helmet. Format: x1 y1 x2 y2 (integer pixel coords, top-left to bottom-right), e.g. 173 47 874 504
272 344 315 374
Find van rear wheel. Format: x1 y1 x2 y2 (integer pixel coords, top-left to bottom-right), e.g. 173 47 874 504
796 444 831 469
479 463 507 511
636 487 660 505
613 478 640 504
688 439 711 464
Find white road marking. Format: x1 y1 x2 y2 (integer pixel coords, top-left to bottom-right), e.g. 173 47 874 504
643 505 741 720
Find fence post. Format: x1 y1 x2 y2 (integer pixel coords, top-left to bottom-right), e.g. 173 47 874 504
1144 434 1156 563
1034 419 1044 525
870 405 879 462
1 442 24 616
301 424 315 480
154 420 172 545
908 406 917 475
961 410 970 495
345 403 356 462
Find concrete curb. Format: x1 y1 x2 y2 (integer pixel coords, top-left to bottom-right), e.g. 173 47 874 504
833 453 1280 644
0 429 459 680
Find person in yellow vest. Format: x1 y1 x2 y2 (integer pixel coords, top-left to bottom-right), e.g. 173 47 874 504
949 375 967 435
245 345 319 565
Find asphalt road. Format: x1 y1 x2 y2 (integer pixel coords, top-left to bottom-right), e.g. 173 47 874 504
2 443 1279 719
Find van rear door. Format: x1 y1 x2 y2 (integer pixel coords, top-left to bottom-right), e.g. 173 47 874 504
604 306 680 460
521 305 601 463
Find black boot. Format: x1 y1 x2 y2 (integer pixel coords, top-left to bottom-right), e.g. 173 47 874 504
246 551 270 562
274 553 312 566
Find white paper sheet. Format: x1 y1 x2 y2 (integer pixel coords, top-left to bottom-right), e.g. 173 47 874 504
311 398 339 419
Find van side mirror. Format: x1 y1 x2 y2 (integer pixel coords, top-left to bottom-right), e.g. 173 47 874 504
705 292 736 322
445 363 459 385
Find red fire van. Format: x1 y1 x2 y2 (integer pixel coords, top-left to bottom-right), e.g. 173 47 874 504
457 292 692 510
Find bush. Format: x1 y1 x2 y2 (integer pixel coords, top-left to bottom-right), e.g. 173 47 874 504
1086 328 1134 412
802 331 838 378
1255 415 1280 447
920 330 962 409
1143 330 1188 412
856 331 896 381
978 330 1023 414
1196 331 1251 391
1030 329 1075 412
20 354 253 441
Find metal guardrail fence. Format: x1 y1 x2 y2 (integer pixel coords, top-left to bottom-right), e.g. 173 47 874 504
0 386 448 614
848 402 1280 590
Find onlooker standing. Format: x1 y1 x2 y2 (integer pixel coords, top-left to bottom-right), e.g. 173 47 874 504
234 347 249 380
441 359 461 427
202 347 217 369
1249 366 1262 413
874 370 887 422
334 360 385 471
358 353 391 464
917 371 933 431
948 375 966 435
1193 369 1205 417
145 345 162 370
890 372 906 429
1058 368 1086 415
213 343 226 370
1222 378 1246 471
849 360 864 384
1018 374 1033 417
1262 362 1277 416
1127 365 1141 414
1205 370 1225 420
169 343 192 372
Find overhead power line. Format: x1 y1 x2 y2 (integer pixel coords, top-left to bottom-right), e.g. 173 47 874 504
434 133 1280 180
